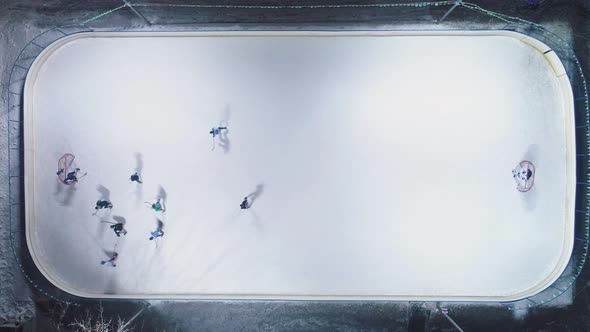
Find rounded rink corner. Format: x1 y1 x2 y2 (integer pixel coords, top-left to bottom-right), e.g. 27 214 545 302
23 30 576 301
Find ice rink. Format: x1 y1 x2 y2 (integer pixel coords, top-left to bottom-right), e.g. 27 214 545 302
24 31 575 301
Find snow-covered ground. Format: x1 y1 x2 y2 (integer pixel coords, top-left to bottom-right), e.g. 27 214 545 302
24 31 574 300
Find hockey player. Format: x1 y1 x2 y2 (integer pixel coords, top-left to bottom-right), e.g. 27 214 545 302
110 223 127 237
93 200 113 215
145 198 165 212
209 126 227 138
512 165 533 182
240 197 249 209
512 160 536 192
62 168 81 184
210 126 228 151
100 253 118 267
130 172 142 183
149 229 164 240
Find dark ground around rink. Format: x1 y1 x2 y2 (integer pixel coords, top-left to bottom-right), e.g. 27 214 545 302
1 0 590 331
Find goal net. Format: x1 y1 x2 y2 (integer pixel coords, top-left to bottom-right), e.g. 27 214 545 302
57 153 76 185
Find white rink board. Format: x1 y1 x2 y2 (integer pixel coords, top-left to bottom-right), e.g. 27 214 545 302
24 31 576 301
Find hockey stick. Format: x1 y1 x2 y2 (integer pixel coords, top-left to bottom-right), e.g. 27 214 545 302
100 220 116 224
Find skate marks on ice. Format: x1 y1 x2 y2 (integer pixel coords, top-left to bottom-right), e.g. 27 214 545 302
171 217 244 286
171 203 264 284
184 217 257 286
520 144 539 211
245 209 263 232
192 243 239 286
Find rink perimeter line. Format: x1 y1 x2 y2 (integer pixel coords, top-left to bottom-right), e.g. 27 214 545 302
23 30 575 301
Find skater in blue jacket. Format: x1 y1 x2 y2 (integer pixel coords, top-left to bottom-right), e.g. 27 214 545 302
149 229 164 240
62 168 81 184
209 126 227 138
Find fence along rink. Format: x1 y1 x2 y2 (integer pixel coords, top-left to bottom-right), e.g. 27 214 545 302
5 2 589 310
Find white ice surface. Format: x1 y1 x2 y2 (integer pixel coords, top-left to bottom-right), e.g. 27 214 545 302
26 32 574 300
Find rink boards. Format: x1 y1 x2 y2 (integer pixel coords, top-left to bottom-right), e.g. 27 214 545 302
23 31 575 301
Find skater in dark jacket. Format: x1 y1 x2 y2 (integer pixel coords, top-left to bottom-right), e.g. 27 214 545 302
130 172 142 183
93 200 113 215
240 197 249 209
110 223 127 237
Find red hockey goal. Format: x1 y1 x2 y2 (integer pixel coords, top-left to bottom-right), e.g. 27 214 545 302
57 153 75 185
513 160 535 192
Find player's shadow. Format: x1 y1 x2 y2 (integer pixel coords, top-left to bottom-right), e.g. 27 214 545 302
158 185 167 210
135 152 143 174
246 183 264 208
217 104 231 153
54 180 76 206
102 249 117 258
97 185 111 201
218 128 230 154
130 153 144 205
156 219 164 233
113 215 127 225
